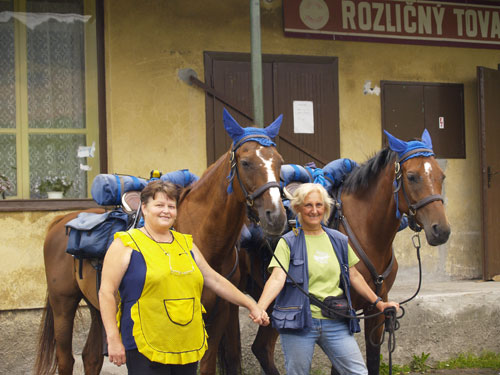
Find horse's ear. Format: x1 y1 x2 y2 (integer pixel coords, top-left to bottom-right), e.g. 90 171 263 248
384 130 408 154
223 108 245 140
264 114 283 139
421 128 433 150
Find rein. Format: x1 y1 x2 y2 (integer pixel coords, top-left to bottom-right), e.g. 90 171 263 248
229 134 281 224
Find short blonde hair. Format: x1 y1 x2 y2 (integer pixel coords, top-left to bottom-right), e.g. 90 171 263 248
287 183 333 226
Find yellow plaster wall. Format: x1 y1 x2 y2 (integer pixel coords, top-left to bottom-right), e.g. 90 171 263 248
2 0 498 310
0 211 69 309
104 0 493 279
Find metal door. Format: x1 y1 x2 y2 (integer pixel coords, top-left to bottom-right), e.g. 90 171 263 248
477 66 500 280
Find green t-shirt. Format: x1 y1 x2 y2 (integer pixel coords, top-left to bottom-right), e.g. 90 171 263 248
268 232 359 319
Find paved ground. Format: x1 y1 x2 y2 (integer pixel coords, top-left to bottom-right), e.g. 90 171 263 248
2 279 499 374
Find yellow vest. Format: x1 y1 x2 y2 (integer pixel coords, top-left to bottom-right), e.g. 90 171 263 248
115 228 208 364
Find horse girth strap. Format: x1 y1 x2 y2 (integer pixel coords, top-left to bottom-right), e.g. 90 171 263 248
340 214 394 295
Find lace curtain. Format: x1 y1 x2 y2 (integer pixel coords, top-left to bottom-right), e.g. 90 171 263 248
0 0 90 199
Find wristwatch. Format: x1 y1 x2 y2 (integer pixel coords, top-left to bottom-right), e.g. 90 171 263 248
372 296 382 306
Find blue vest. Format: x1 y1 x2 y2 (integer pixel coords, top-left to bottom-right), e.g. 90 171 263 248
271 227 361 334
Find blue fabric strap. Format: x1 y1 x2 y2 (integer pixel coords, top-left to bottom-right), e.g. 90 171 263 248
291 164 302 182
114 175 121 205
131 176 141 190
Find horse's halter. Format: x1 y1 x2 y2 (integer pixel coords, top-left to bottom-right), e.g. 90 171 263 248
229 134 281 224
393 147 444 232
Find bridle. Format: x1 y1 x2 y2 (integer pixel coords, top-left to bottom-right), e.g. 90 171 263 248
333 147 443 295
393 147 444 232
229 134 281 224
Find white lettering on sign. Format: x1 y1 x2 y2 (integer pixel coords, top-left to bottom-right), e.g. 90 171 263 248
455 8 500 38
341 1 446 35
285 0 500 48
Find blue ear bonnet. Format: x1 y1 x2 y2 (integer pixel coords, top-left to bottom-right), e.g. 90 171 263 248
223 108 283 193
384 128 435 163
223 108 282 148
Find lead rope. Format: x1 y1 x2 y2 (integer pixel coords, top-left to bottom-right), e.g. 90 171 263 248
369 233 422 375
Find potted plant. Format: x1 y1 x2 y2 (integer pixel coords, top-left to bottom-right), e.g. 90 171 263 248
0 174 14 199
37 176 73 198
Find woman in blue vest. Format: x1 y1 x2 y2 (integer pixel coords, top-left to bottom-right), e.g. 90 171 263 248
257 183 399 375
99 180 269 374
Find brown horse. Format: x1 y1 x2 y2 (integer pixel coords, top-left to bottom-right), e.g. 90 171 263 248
34 109 287 375
175 110 287 375
244 130 450 375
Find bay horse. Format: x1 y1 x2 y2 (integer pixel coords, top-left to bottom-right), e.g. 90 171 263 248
244 129 450 375
34 108 287 375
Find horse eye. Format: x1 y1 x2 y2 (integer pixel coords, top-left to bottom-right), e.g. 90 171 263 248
407 173 419 183
241 160 251 168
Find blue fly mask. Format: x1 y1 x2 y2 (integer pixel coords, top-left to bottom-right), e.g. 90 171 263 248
384 129 443 230
223 108 283 196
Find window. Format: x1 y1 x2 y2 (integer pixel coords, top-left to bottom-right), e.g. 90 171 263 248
0 0 101 200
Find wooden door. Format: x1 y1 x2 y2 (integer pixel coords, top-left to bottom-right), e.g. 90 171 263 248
477 66 500 280
204 52 339 166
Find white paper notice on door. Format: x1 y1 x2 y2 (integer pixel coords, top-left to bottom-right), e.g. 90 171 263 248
293 100 314 134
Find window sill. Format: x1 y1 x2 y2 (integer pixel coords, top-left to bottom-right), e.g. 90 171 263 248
0 198 105 212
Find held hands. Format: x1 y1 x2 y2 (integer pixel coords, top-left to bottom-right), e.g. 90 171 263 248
248 304 270 326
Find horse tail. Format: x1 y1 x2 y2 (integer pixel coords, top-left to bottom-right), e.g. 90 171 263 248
34 295 57 375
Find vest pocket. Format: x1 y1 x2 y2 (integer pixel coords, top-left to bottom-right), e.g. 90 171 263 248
271 305 303 329
164 298 194 326
286 258 304 284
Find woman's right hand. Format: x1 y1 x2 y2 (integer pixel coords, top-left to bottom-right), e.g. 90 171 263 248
107 336 126 367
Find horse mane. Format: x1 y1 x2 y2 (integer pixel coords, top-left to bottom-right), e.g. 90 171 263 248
178 151 230 205
342 147 396 194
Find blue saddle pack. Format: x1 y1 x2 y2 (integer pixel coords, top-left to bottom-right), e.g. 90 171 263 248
67 169 199 260
91 169 199 206
66 210 130 259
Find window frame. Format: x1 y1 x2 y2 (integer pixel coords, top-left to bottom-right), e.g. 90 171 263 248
0 0 107 211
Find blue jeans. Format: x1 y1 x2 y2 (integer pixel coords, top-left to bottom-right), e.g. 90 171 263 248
279 318 368 375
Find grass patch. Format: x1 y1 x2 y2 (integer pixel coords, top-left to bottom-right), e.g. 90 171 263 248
379 351 500 374
435 351 500 370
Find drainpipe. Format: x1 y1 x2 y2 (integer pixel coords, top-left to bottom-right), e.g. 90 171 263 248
250 0 264 128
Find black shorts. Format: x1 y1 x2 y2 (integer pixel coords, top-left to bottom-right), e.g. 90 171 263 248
125 349 198 375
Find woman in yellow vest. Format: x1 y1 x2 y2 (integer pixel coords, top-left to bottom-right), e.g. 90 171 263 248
99 180 269 374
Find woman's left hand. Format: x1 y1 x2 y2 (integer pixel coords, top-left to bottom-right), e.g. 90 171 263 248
376 300 400 313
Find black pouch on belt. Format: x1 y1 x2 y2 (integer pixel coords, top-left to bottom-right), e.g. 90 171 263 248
321 295 349 318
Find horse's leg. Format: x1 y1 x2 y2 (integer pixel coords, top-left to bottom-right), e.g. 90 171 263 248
200 302 230 375
219 303 242 375
364 315 384 375
49 292 82 375
82 303 104 375
251 323 280 375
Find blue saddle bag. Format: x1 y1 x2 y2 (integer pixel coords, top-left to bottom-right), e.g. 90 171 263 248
65 210 130 259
